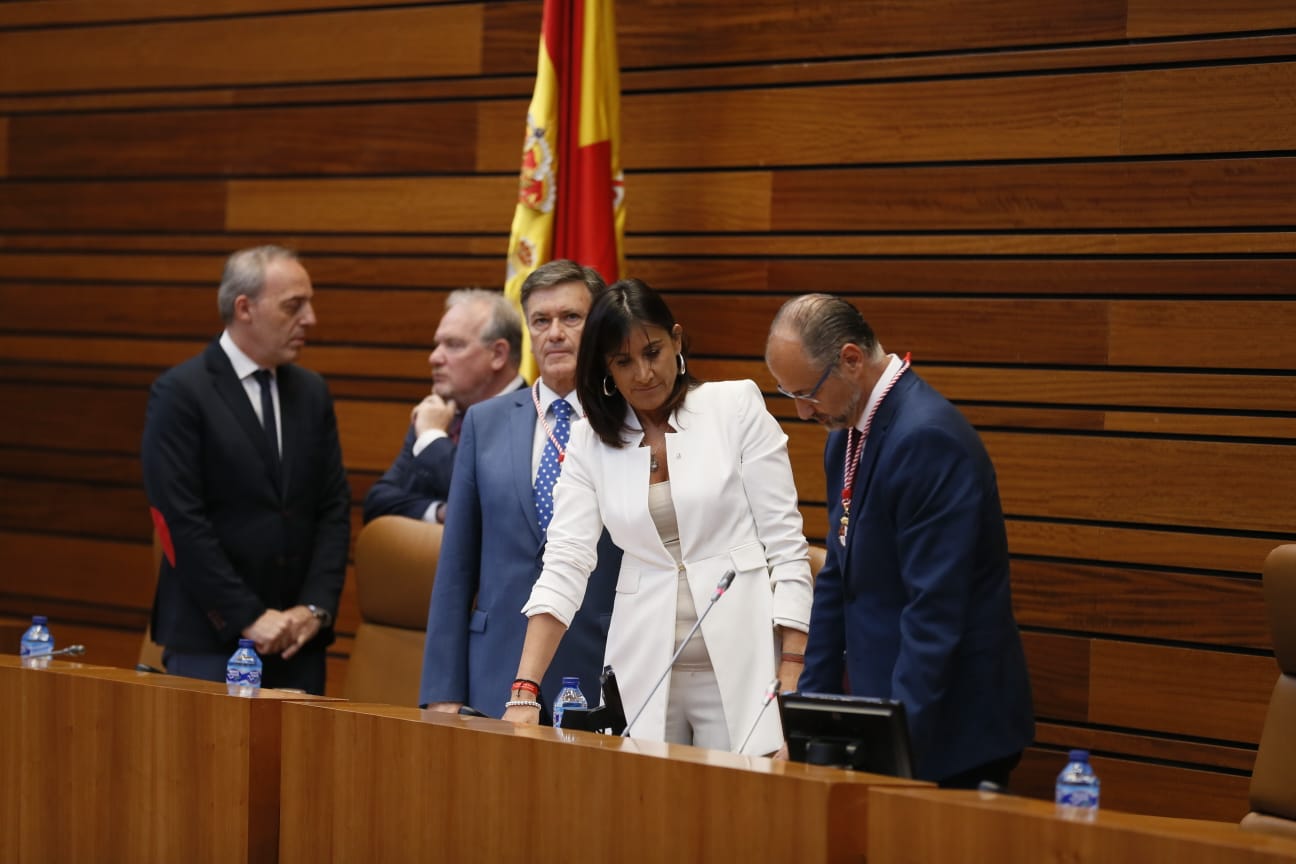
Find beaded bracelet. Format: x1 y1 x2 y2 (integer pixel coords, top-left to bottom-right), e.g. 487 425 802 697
505 699 542 710
780 652 805 664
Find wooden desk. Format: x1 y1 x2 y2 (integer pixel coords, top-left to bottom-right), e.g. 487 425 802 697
279 701 929 864
0 656 331 864
867 787 1296 863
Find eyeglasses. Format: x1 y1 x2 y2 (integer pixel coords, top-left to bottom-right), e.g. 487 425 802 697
776 358 837 404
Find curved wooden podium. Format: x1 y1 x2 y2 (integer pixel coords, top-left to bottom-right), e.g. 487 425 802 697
278 701 928 863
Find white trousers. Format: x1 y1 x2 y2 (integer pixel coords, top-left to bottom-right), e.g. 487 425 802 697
662 664 730 751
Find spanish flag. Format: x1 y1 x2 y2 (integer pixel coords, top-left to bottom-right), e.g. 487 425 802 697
505 0 625 380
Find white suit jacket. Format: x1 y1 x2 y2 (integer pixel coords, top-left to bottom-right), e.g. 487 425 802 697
525 379 812 755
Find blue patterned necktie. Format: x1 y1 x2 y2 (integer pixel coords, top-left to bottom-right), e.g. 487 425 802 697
534 398 572 532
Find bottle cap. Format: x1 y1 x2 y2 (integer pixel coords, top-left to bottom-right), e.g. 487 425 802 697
32 615 47 625
1068 749 1089 762
561 676 580 688
237 638 256 649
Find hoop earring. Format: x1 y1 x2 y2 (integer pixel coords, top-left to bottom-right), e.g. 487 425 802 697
602 375 616 397
676 353 687 376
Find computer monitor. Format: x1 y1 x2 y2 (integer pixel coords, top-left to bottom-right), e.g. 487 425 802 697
778 691 915 779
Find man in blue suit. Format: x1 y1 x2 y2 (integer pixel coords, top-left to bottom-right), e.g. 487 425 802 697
765 294 1033 787
420 260 620 718
362 289 525 525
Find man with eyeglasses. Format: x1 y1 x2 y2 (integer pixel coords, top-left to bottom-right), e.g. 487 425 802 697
765 293 1033 789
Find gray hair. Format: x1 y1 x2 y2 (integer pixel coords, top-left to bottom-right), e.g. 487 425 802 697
217 245 300 323
768 293 882 367
446 288 524 368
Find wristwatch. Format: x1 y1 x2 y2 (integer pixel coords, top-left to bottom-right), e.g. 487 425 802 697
306 604 333 629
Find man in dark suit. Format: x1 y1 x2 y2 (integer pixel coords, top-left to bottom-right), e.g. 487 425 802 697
420 260 620 718
765 294 1033 787
142 246 350 695
362 289 524 525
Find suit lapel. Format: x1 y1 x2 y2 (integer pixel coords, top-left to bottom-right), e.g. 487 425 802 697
844 372 915 566
275 365 298 494
507 391 543 544
204 342 283 495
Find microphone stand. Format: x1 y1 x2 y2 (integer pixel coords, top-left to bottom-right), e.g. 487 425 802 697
737 677 781 755
622 570 735 738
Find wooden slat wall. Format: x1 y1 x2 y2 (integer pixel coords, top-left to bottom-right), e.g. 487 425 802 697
1 0 1292 821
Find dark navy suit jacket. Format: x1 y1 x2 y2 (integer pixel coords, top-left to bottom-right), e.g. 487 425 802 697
419 387 620 717
798 370 1033 782
363 382 528 524
141 340 350 683
362 424 456 523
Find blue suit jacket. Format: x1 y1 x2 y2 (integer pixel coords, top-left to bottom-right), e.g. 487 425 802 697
419 387 620 717
799 370 1033 782
361 424 456 523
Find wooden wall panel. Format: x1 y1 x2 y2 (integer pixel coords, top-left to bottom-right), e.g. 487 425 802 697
986 433 1296 533
481 73 1124 170
1005 522 1280 575
1127 0 1296 38
1109 301 1296 369
1012 560 1268 648
1122 62 1296 154
773 158 1296 230
225 176 516 233
922 367 1296 413
0 181 225 231
0 0 432 28
0 6 485 94
0 534 152 610
1021 632 1090 721
764 258 1296 297
7 103 481 178
1089 641 1274 743
608 0 1128 67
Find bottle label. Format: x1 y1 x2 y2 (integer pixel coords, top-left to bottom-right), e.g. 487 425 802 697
1056 785 1099 809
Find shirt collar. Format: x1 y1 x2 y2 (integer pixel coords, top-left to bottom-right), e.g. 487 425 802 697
495 374 526 399
534 378 584 419
220 330 267 381
854 353 902 434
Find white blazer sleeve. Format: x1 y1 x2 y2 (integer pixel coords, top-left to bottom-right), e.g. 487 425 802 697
734 379 813 631
522 420 606 627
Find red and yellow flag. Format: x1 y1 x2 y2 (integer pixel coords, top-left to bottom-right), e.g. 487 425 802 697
505 0 625 380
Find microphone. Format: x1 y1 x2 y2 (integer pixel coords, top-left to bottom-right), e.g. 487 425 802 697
622 569 735 738
48 644 86 657
737 677 781 755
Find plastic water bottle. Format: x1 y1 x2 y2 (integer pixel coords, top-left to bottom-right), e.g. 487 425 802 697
225 639 263 697
20 615 54 667
552 676 588 728
1055 749 1100 817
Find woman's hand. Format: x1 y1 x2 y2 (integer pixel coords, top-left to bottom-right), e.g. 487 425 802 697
502 703 542 725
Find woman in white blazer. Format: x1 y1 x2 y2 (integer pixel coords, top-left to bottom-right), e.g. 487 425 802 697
503 279 812 756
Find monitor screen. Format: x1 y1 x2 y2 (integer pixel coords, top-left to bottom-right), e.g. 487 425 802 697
778 691 914 779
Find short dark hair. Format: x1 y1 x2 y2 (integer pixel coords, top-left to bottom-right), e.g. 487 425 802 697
577 278 698 448
519 259 606 313
768 293 881 367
